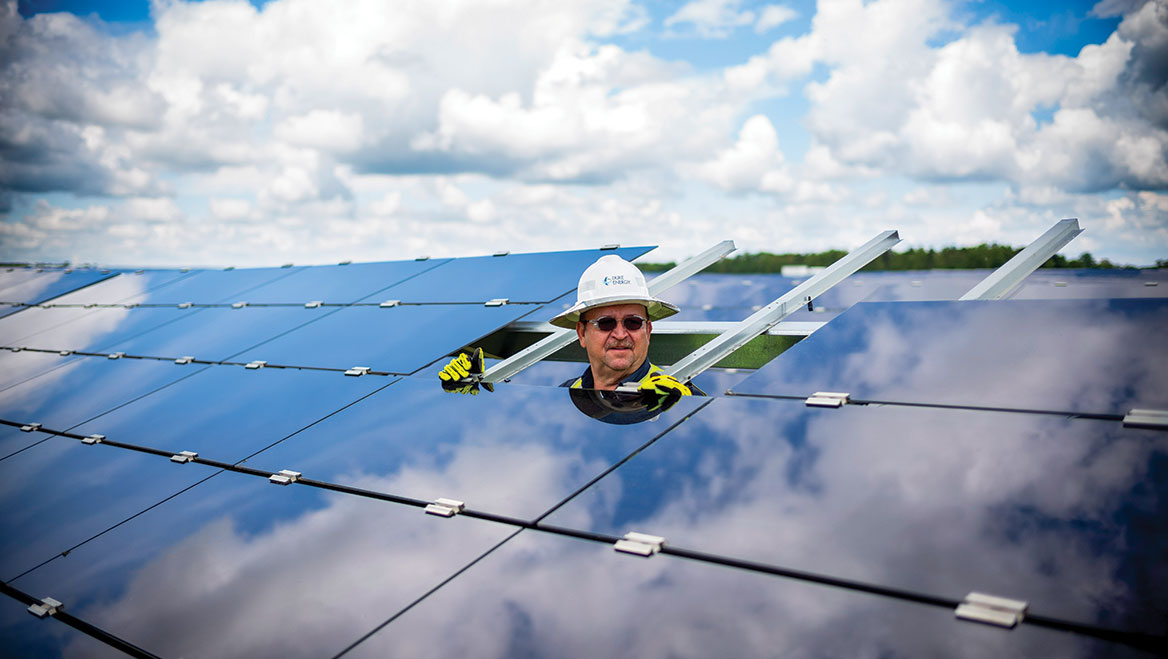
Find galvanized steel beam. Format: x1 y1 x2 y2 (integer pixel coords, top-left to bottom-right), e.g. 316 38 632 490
666 230 901 384
959 219 1082 301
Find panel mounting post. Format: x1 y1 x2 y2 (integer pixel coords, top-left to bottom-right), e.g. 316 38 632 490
960 219 1082 301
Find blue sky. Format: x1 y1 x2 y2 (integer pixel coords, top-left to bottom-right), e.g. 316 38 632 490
2 0 1165 267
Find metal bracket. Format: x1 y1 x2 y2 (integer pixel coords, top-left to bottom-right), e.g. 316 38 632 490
269 469 302 485
424 498 466 517
1123 409 1168 430
806 392 850 408
231 301 247 309
58 350 72 356
344 366 371 377
305 301 323 308
178 302 193 309
170 450 198 464
379 300 401 308
614 531 666 557
484 298 508 307
175 356 194 365
601 244 620 250
108 352 125 359
245 360 267 370
81 434 105 445
27 597 63 618
20 423 42 432
955 592 1028 628
493 250 510 257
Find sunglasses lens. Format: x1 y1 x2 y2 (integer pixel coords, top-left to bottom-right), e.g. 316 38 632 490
595 317 617 331
622 316 644 331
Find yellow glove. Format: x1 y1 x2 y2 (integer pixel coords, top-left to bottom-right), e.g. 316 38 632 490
439 348 493 394
638 373 691 411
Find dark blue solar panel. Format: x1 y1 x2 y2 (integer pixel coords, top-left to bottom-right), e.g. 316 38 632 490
118 266 306 305
0 358 212 443
243 377 707 520
0 269 119 318
229 304 545 374
732 298 1168 415
0 367 391 580
0 270 198 346
205 259 451 304
0 350 71 394
4 467 518 658
546 396 1168 637
1012 268 1168 300
371 247 652 303
349 529 1118 657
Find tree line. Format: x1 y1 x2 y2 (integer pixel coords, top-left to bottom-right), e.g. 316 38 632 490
640 244 1162 273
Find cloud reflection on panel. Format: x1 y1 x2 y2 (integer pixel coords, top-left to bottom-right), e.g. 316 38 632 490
545 398 1168 636
34 476 517 659
733 298 1168 415
350 531 1121 658
7 380 702 656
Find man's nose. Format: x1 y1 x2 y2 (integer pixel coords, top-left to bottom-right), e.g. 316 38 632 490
610 320 629 338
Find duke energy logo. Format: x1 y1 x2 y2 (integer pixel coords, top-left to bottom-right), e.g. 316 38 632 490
603 274 629 286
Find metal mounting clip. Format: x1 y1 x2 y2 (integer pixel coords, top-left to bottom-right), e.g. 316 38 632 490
484 298 509 307
806 392 850 408
20 423 42 432
28 597 63 618
108 352 125 359
955 592 1028 629
245 360 267 370
304 301 323 308
81 434 105 445
58 350 72 356
178 302 193 309
175 356 194 365
614 531 666 557
231 301 247 309
1123 409 1168 431
424 498 466 517
379 300 401 308
269 469 302 485
344 366 371 377
170 450 198 464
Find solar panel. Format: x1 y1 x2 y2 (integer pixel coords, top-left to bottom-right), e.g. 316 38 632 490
240 376 709 519
0 247 1164 657
3 467 520 658
731 298 1168 416
0 366 392 580
364 247 651 304
545 396 1168 635
344 527 1115 657
0 269 120 319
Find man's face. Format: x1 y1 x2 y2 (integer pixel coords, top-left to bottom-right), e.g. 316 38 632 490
576 303 652 384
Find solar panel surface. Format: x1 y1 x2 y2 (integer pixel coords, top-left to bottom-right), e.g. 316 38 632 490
0 253 1164 658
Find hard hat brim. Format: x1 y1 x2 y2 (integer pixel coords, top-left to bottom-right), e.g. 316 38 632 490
549 294 679 329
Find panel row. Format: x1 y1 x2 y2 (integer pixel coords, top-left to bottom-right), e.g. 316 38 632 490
3 380 1164 656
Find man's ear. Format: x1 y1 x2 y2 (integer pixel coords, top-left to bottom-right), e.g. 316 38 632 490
646 319 652 335
576 320 586 346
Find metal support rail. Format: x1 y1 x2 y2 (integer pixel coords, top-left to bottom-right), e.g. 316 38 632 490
667 230 901 384
960 218 1082 301
479 240 737 384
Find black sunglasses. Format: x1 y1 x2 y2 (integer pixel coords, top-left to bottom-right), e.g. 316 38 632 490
585 315 647 332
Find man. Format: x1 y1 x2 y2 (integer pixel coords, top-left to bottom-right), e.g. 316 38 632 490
439 254 699 417
548 255 698 398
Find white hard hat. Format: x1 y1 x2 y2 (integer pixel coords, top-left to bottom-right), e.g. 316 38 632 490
549 255 679 329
